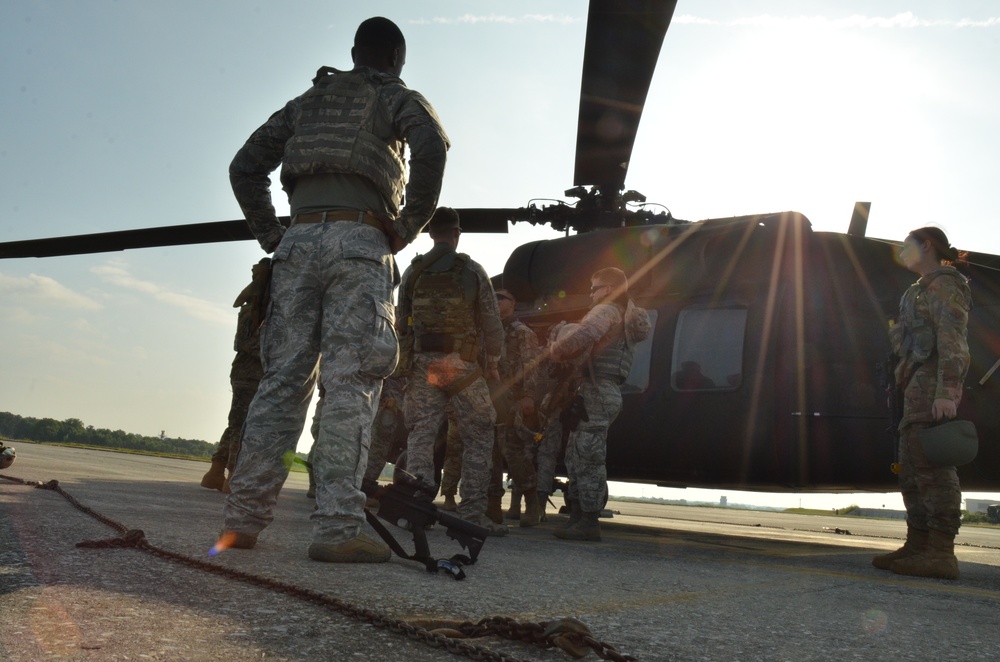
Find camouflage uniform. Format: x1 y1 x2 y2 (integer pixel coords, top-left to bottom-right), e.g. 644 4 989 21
535 415 563 496
497 317 542 492
363 377 406 483
224 64 448 547
439 412 462 498
534 358 580 499
892 266 971 536
214 259 269 476
399 245 504 523
551 301 651 514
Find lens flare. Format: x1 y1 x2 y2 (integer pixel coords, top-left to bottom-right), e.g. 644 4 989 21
861 609 888 636
209 531 238 557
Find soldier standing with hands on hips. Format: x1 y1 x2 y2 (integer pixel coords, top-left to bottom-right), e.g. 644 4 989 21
220 17 449 563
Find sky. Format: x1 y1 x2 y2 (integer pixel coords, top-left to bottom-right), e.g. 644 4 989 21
2 1 999 511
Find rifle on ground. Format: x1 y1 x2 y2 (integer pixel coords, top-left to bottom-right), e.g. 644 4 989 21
361 475 489 580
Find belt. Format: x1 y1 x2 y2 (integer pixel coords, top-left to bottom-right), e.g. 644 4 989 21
291 210 383 230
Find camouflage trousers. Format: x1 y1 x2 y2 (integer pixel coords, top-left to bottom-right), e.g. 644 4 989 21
213 351 264 471
500 413 537 493
404 353 496 520
364 403 403 483
440 415 461 496
535 416 563 496
225 222 397 545
565 378 621 513
490 432 505 499
898 423 962 535
899 358 962 429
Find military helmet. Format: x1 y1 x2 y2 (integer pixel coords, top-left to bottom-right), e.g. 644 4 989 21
918 420 978 467
0 445 14 470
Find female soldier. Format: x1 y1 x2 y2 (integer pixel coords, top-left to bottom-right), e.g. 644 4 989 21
873 227 971 579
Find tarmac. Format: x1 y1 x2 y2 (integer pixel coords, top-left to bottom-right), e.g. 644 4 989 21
2 442 1000 661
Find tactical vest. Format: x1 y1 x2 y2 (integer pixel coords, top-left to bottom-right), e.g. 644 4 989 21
500 320 533 398
280 68 407 212
590 304 631 382
589 300 651 383
410 253 480 362
232 258 271 355
896 267 971 365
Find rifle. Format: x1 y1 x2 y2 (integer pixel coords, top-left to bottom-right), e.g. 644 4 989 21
361 474 489 580
883 351 903 473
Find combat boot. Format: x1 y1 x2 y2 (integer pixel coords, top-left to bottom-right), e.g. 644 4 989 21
200 460 227 491
487 495 504 524
308 533 391 563
890 529 959 580
554 510 602 541
441 494 458 512
556 499 582 534
505 486 523 521
520 488 541 528
872 526 929 570
217 529 258 550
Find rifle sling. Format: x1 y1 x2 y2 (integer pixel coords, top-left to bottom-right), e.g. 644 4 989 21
364 509 437 571
443 365 483 398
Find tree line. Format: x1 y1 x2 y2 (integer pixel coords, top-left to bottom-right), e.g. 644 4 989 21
0 411 215 458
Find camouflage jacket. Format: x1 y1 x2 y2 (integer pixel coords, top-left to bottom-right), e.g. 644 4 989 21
397 244 504 365
230 66 450 253
500 317 541 402
892 266 971 402
552 300 651 382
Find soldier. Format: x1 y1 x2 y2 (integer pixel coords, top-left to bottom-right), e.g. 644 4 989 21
548 268 650 541
874 227 971 580
494 289 544 527
397 207 508 535
363 376 407 485
221 17 449 563
534 416 562 521
201 258 270 493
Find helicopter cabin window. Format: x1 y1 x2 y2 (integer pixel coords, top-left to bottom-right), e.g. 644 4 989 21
621 309 658 395
671 307 747 391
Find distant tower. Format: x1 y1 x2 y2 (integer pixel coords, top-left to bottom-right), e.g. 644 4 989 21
720 496 727 507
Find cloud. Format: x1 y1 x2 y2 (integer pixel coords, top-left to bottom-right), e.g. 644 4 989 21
674 12 1000 29
410 14 581 26
0 271 103 311
91 262 232 326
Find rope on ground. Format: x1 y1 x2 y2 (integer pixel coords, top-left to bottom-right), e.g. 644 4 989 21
1 472 637 661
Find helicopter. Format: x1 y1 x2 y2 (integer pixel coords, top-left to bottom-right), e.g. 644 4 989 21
2 0 999 494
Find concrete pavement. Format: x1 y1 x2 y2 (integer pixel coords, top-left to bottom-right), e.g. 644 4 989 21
3 443 1000 661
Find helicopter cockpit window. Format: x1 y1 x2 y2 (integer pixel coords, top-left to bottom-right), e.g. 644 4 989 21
672 307 747 391
621 309 658 395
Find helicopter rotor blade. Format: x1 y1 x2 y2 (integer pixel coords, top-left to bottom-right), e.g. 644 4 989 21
452 208 521 233
0 219 262 259
847 201 871 237
573 0 677 192
0 209 521 260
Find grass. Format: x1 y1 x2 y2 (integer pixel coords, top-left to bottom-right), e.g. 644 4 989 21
3 438 310 473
